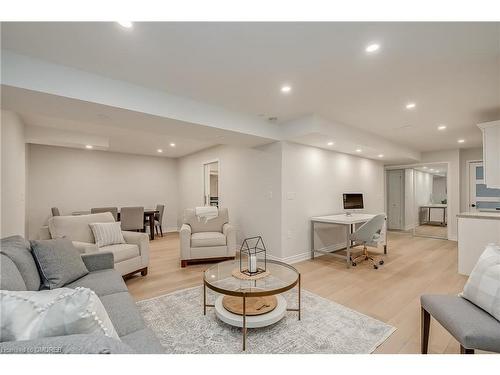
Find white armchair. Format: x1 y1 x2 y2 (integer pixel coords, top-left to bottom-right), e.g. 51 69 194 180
39 212 150 277
180 208 236 267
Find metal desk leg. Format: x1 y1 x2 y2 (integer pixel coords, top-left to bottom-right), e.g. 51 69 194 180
242 295 247 351
346 224 351 268
310 221 315 260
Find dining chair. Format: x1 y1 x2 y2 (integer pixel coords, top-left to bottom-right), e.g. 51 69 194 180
145 204 165 237
120 207 145 232
91 207 118 221
51 207 60 216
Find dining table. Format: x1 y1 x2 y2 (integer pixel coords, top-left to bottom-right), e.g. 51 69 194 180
73 208 160 240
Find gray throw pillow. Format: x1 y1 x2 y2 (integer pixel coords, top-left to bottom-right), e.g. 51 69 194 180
30 239 89 289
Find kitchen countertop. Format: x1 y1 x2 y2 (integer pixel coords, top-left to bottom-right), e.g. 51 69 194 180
457 211 500 220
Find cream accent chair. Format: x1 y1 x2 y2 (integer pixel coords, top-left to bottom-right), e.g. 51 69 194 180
39 212 149 277
180 208 236 267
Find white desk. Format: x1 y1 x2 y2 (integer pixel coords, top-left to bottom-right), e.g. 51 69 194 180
419 204 447 226
310 213 387 268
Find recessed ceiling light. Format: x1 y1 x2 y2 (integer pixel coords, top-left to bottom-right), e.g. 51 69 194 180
117 21 133 29
458 139 465 143
365 43 380 53
378 154 384 158
422 166 428 169
405 103 416 110
437 125 447 130
169 143 176 147
356 149 362 153
157 149 163 153
85 145 93 149
430 169 435 172
280 85 292 94
327 141 334 146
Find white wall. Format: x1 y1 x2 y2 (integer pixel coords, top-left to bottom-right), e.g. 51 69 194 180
404 169 414 230
27 144 179 239
176 143 282 258
1 110 27 237
421 150 460 240
281 142 385 261
459 147 483 212
432 176 447 204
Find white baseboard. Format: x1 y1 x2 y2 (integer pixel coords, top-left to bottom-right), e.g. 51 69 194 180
166 226 179 233
267 242 347 264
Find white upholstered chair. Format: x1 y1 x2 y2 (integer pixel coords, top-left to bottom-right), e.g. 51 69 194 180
39 212 150 277
179 208 236 267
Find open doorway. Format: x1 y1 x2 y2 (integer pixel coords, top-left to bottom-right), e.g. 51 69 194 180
203 161 219 207
386 163 448 239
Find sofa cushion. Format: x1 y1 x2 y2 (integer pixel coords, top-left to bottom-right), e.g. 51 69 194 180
89 222 125 248
462 243 500 321
66 269 128 297
120 328 164 354
99 292 145 337
0 287 119 342
191 232 226 247
0 254 27 291
48 212 115 243
0 236 41 291
30 239 89 289
421 294 500 352
183 208 229 234
100 243 140 263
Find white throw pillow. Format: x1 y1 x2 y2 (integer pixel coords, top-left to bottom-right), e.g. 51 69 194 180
0 287 120 342
89 222 125 248
461 243 500 321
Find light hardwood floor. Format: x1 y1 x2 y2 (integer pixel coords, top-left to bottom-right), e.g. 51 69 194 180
126 231 467 354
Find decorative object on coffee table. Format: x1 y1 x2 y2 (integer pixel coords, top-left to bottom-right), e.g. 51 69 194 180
239 236 267 276
203 259 300 351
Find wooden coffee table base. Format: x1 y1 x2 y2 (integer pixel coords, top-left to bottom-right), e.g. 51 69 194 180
222 293 277 316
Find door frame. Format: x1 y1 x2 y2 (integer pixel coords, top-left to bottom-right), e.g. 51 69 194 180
466 160 483 211
202 158 220 206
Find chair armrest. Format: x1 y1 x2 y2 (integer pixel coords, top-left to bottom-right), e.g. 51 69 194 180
223 223 236 256
72 241 98 254
122 231 150 266
0 334 134 354
180 224 191 260
81 251 114 272
38 226 51 240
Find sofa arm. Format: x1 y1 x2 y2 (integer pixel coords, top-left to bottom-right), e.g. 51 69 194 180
180 224 191 260
122 231 150 266
72 241 98 254
223 223 236 256
81 251 114 272
0 334 134 354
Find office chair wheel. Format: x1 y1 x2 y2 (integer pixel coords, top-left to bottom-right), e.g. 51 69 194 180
379 260 384 265
352 262 357 266
373 265 378 269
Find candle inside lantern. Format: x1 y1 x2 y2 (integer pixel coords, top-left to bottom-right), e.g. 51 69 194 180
248 254 257 273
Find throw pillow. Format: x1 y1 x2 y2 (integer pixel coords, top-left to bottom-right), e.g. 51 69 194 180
89 222 126 248
0 287 119 342
30 239 89 289
461 243 500 321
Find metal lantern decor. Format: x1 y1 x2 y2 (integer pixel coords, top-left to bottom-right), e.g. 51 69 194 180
239 236 267 276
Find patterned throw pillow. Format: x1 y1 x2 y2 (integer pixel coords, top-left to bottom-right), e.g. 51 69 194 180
89 222 126 248
461 243 500 321
0 287 119 342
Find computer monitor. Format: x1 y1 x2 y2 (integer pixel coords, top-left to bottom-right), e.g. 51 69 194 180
343 193 364 212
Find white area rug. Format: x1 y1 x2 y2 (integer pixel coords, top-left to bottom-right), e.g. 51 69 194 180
137 285 395 354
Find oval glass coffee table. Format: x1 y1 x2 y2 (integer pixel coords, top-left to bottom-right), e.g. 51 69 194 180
203 259 301 351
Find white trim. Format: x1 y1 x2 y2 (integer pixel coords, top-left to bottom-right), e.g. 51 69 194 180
476 197 500 202
166 226 179 233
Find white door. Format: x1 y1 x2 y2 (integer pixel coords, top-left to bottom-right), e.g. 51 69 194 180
387 170 404 230
468 161 500 211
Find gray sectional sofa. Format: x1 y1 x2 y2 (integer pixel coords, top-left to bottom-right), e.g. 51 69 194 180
0 235 164 354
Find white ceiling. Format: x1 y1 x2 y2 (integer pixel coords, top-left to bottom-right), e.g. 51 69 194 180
1 22 499 152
